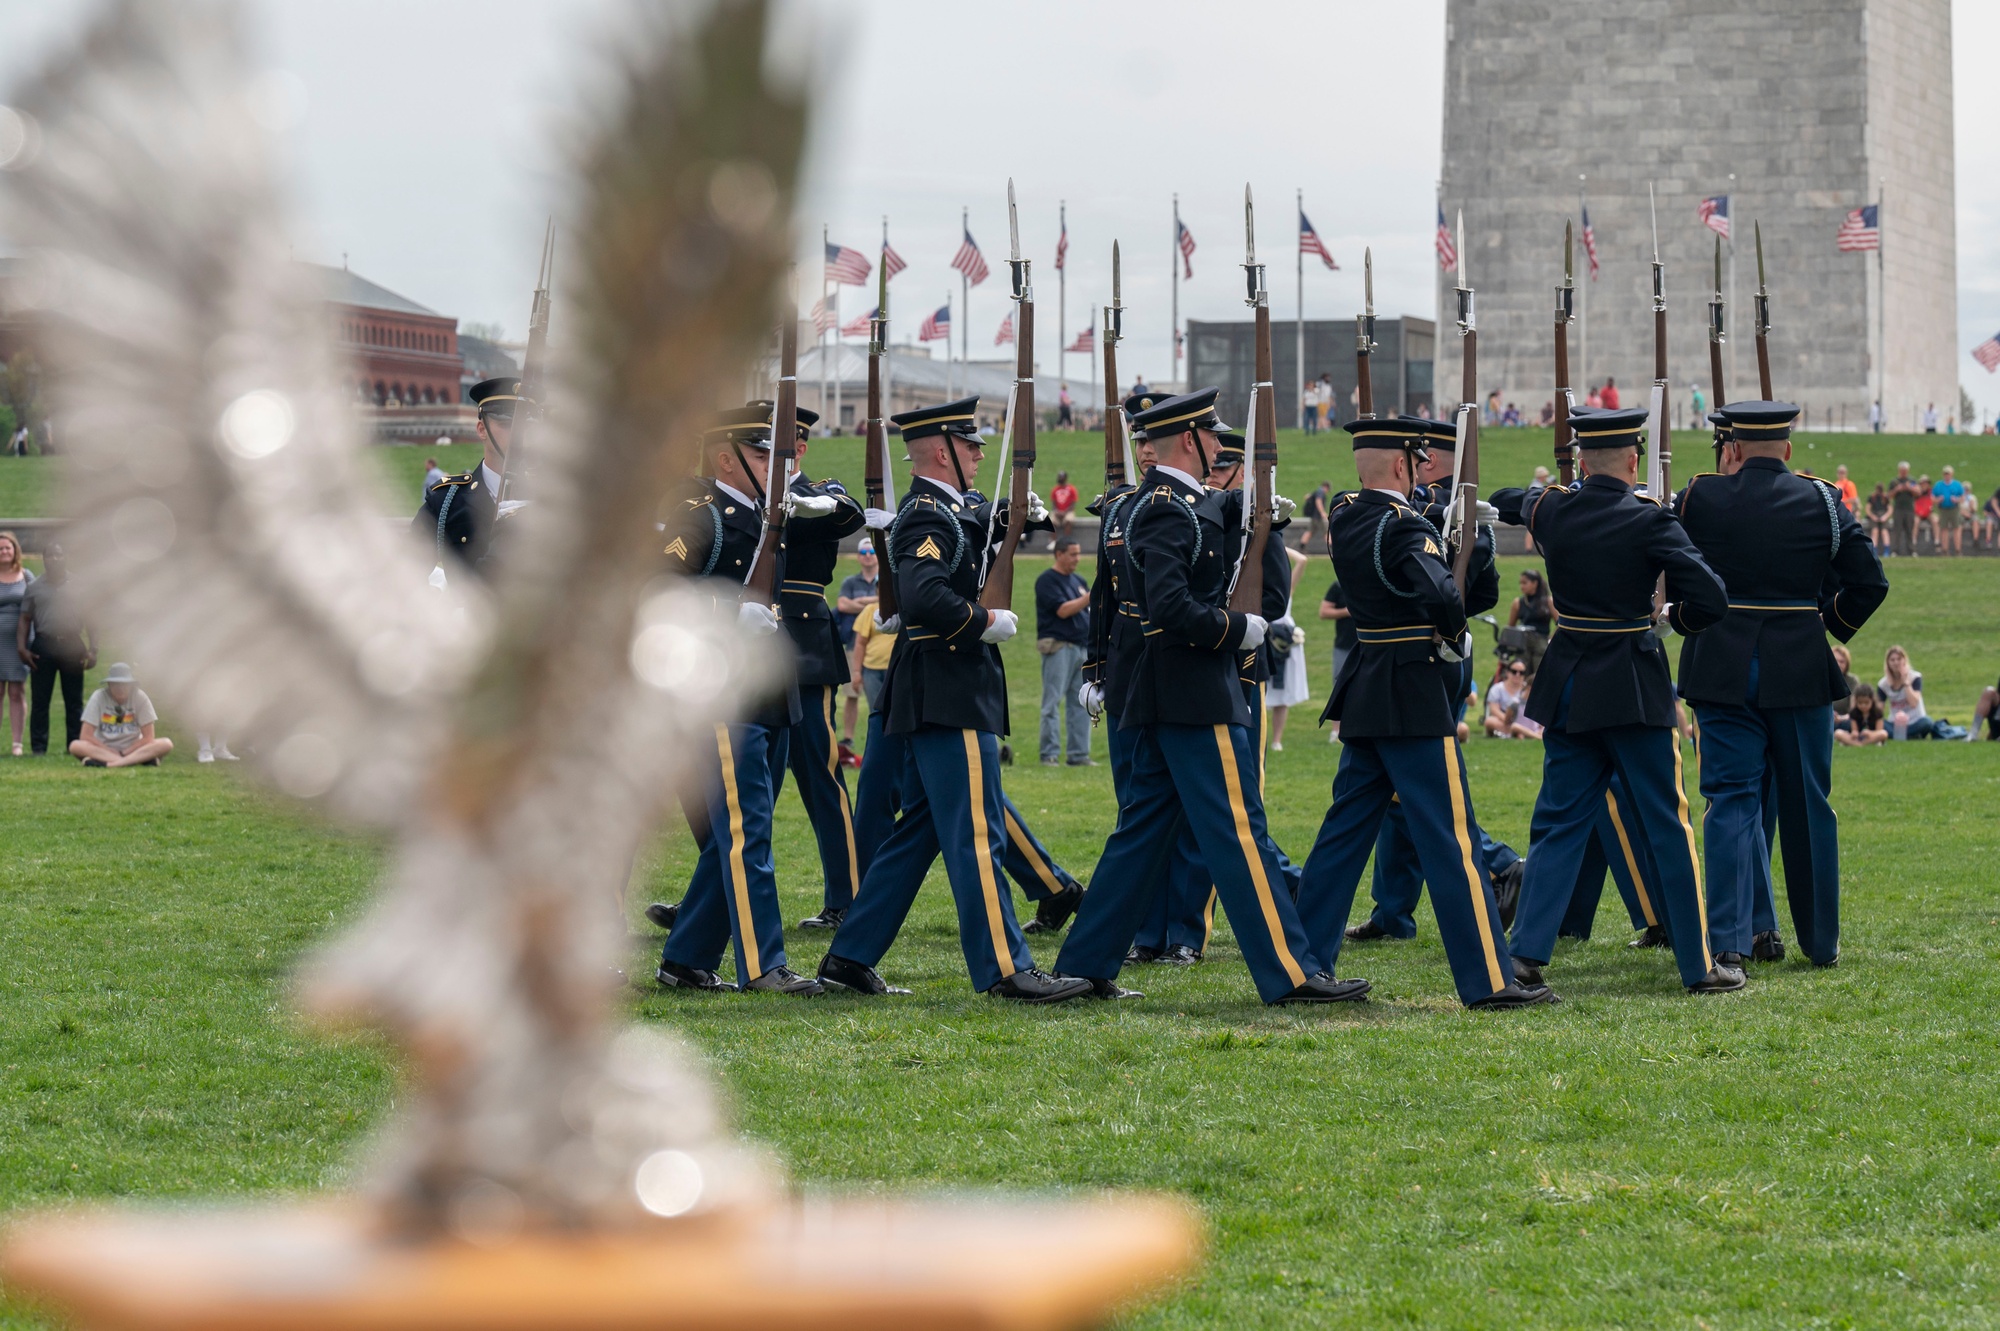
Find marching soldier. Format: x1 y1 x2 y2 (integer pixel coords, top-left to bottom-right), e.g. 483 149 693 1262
1056 389 1361 1006
1294 416 1549 1008
654 406 823 996
414 376 522 572
1488 406 1739 994
1675 401 1888 968
819 397 1091 1002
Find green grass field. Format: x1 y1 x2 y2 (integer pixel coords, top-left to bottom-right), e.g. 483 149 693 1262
2 499 1997 1327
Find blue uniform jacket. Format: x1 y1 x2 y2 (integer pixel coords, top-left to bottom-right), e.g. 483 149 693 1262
776 472 866 689
1120 468 1256 728
880 476 1009 736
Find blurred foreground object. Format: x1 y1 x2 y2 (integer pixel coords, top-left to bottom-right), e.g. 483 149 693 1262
0 0 1201 1325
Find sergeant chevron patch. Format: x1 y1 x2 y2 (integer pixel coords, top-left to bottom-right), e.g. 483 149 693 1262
914 536 944 560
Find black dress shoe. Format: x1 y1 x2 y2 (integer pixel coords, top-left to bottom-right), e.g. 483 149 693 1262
816 953 911 995
1688 964 1747 994
1061 974 1143 1000
797 906 846 931
1124 944 1161 964
742 964 825 996
643 901 680 932
1491 858 1526 929
1160 944 1201 966
1629 924 1670 949
1344 920 1394 941
1751 931 1786 962
988 968 1092 1004
1469 983 1562 1009
655 960 727 991
1023 884 1083 935
1812 952 1840 969
1272 972 1371 1004
1714 950 1749 967
1511 957 1545 987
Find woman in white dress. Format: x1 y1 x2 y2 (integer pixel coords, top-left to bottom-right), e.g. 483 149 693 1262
1264 543 1313 750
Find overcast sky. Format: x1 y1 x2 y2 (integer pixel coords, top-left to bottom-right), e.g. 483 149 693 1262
5 0 1999 418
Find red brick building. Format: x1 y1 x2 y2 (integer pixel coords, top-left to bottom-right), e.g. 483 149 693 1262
305 262 481 444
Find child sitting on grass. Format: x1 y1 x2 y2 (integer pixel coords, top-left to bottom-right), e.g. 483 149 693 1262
69 662 173 768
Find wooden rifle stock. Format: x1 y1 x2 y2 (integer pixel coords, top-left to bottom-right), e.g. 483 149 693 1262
980 296 1032 611
1355 342 1373 418
1708 339 1727 414
1553 317 1574 486
1227 301 1276 615
1450 328 1479 607
1102 328 1124 489
1756 331 1773 401
744 299 797 602
864 314 896 619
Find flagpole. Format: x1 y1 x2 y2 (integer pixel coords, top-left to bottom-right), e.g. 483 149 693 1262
819 224 830 434
1171 193 1181 388
1727 172 1737 400
960 206 970 400
1058 200 1068 400
1296 188 1305 429
1876 180 1886 426
831 280 842 436
1578 176 1588 400
946 290 954 398
882 215 894 417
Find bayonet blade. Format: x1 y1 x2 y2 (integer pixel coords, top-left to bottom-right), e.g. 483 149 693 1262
1714 235 1723 296
1112 240 1121 305
1244 183 1256 265
1007 177 1020 262
1649 182 1661 263
1755 220 1767 293
1364 247 1374 315
1564 218 1574 287
1456 209 1468 290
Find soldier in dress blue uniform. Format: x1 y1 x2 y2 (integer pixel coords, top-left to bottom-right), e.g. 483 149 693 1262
1674 401 1888 968
819 398 1092 1002
414 376 521 572
1055 389 1363 1006
1293 416 1550 1008
653 406 823 996
1488 406 1741 994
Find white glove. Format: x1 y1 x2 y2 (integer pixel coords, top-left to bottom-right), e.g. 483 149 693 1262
784 491 839 519
1079 681 1105 719
738 602 780 635
875 613 901 634
427 565 449 592
496 498 530 520
980 608 1019 644
1272 493 1296 523
863 507 897 530
1442 498 1499 530
1654 604 1676 638
1437 630 1474 663
1026 491 1050 523
1239 614 1268 650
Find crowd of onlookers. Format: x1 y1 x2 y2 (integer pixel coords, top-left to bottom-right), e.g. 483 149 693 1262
1854 461 2000 556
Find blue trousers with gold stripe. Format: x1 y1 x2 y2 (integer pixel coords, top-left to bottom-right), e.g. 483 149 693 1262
1510 720 1715 987
1693 664 1839 963
1297 737 1514 1005
1558 779 1670 939
831 726 1035 992
1057 722 1320 1003
854 709 1079 902
662 721 790 984
1362 805 1521 938
771 684 861 912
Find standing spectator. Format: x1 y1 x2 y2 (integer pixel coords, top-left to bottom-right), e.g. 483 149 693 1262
1932 465 1968 555
1889 462 1921 556
1600 377 1621 410
834 539 880 764
1056 383 1074 428
16 541 91 756
71 662 174 767
1923 402 1939 433
1129 375 1150 398
848 601 897 713
1833 464 1858 515
1868 398 1884 433
1982 484 2000 552
8 424 27 456
1877 645 1929 739
0 532 31 756
1301 378 1320 435
1303 481 1330 551
1690 383 1707 422
1034 537 1092 766
1864 483 1891 552
1835 687 1888 747
1048 470 1078 547
1913 474 1934 552
1538 400 1555 426
1318 577 1356 741
1508 568 1554 675
1532 465 1551 487
1264 545 1311 751
1318 373 1334 429
1585 384 1604 410
422 456 446 492
1484 661 1528 737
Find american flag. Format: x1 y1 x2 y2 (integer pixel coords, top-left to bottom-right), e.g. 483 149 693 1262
918 304 951 342
808 296 834 336
1698 194 1731 240
840 307 876 338
825 241 871 285
1067 326 1095 355
1837 204 1881 253
1299 210 1337 270
995 312 1014 346
1974 331 2000 374
881 240 907 280
1435 205 1457 272
1055 216 1068 271
951 227 989 286
1176 218 1196 279
1581 203 1600 279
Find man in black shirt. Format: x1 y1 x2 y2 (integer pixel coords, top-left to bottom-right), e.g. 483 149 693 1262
1035 537 1093 765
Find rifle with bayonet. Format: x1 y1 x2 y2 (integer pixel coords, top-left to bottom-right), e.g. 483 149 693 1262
1552 219 1576 486
495 217 554 503
1754 220 1774 400
1102 241 1129 489
979 179 1034 612
744 269 798 602
1449 210 1479 607
1227 186 1277 615
1708 235 1729 412
1647 183 1671 502
864 247 897 618
1355 248 1378 418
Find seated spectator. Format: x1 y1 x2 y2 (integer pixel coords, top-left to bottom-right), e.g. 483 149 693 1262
1835 687 1888 746
1865 484 1891 553
1484 661 1528 737
1831 644 1860 715
1972 678 2000 741
1877 645 1930 739
70 662 173 767
1511 675 1545 740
